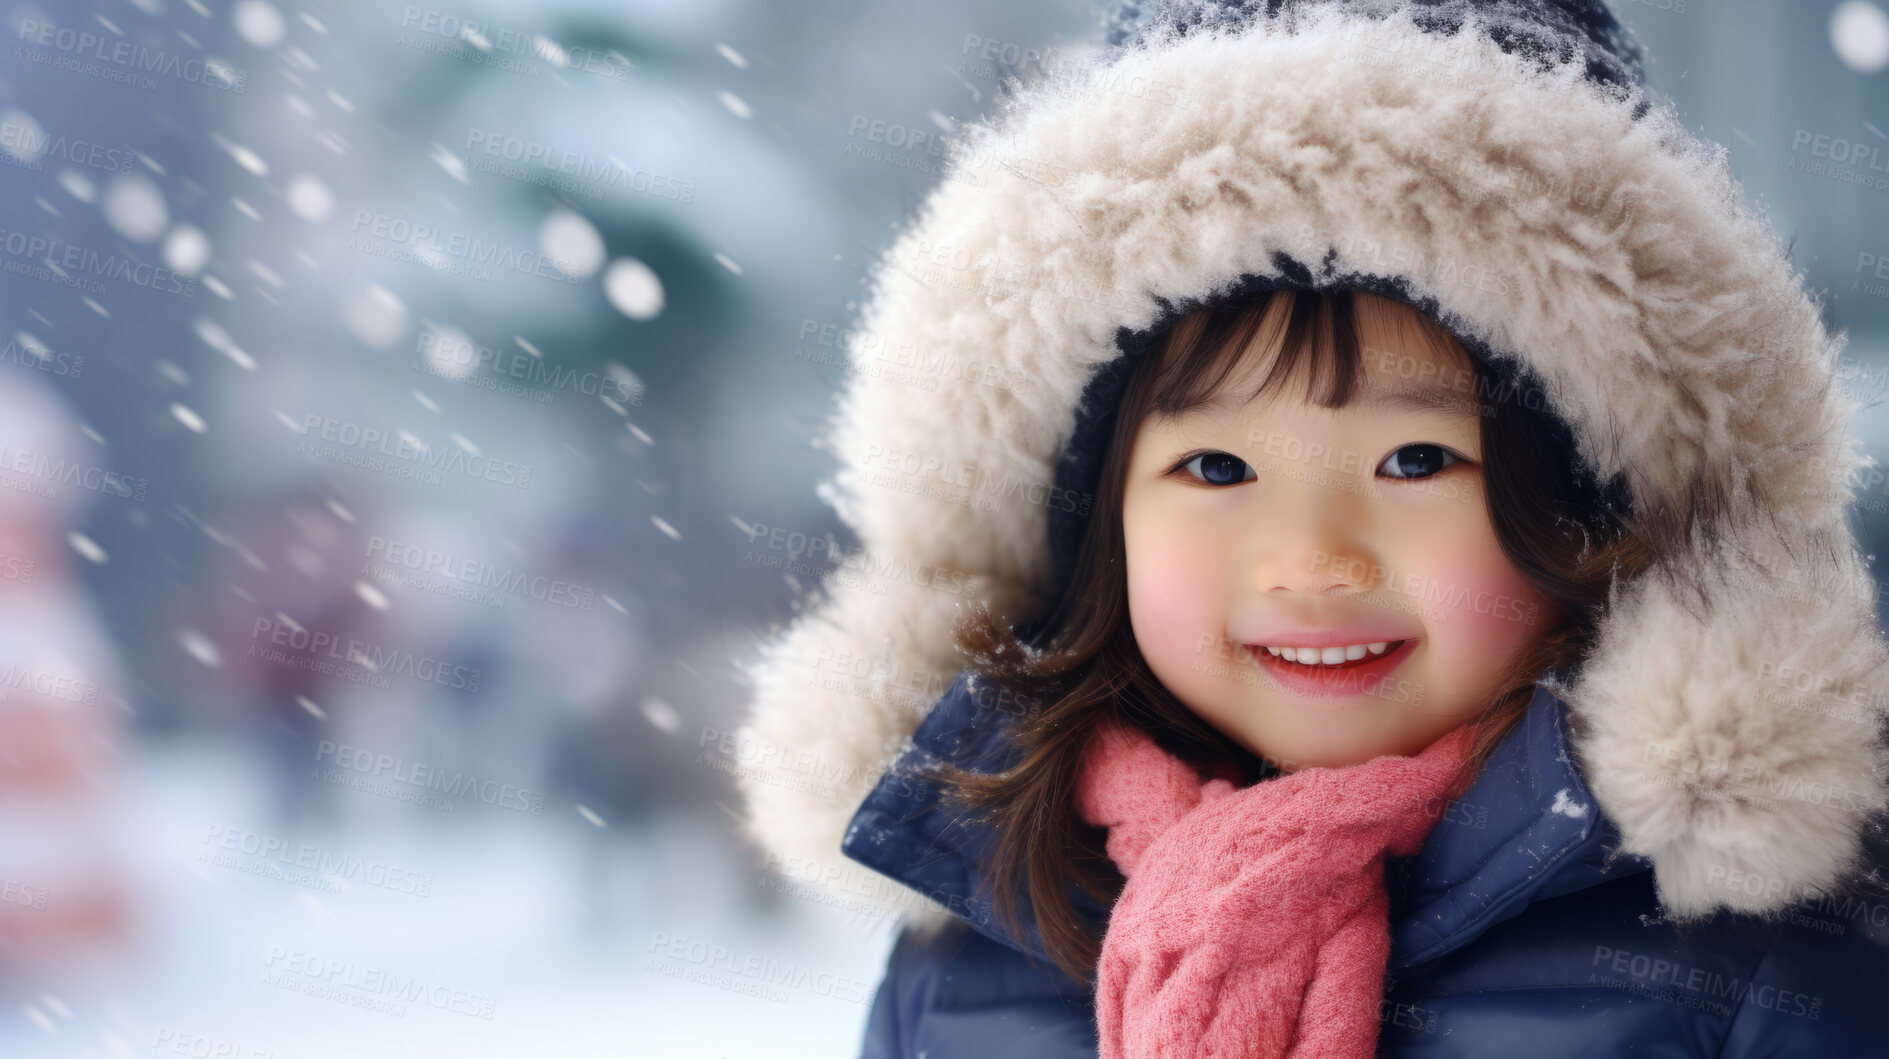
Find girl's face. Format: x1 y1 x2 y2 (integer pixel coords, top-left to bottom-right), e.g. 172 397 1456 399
1121 314 1557 771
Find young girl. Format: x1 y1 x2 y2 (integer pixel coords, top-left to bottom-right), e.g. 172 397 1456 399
735 1 1889 1055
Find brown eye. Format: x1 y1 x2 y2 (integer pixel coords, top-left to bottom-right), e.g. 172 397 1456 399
1181 452 1256 486
1378 443 1462 481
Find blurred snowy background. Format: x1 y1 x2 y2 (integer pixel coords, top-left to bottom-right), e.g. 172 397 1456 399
0 0 1885 1056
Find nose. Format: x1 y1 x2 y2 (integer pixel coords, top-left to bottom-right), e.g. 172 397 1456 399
1243 471 1379 596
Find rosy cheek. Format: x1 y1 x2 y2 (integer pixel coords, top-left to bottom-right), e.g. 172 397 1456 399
1127 519 1223 666
1419 545 1546 678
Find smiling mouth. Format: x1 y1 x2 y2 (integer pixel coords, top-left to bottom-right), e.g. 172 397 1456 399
1236 638 1419 703
1256 639 1413 669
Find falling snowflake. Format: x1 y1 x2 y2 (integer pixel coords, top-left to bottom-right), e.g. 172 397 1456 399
0 108 45 164
232 1 286 48
171 403 208 434
642 697 681 734
354 580 390 611
604 257 664 321
211 133 270 176
427 141 470 184
102 173 169 242
193 318 256 369
1832 2 1889 73
539 209 605 279
66 532 107 565
178 629 223 668
164 225 213 275
285 174 333 222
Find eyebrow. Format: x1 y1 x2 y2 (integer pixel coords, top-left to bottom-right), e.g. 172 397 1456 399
1193 385 1482 420
1358 387 1483 420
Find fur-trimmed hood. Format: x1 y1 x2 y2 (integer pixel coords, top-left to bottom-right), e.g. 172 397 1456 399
734 0 1889 933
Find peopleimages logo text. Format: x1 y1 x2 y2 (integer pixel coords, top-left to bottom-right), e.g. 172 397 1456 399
0 228 197 296
398 7 630 81
298 415 533 489
348 212 584 284
316 740 546 814
463 129 693 203
15 19 248 91
0 120 135 173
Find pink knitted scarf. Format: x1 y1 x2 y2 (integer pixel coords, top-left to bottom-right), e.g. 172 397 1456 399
1075 719 1477 1058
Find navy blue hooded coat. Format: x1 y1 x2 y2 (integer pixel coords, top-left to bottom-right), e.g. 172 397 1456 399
733 0 1889 1055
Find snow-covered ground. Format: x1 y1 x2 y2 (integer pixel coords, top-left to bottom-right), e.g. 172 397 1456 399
1 738 896 1058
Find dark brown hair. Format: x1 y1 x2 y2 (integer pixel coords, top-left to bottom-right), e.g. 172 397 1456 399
921 287 1656 987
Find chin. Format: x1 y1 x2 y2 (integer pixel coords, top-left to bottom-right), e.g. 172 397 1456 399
1256 729 1401 773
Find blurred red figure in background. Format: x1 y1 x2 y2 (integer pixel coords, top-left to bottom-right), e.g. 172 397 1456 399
0 373 137 985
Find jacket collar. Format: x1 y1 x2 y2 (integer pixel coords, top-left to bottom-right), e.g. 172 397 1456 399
1386 680 1653 967
840 674 1652 973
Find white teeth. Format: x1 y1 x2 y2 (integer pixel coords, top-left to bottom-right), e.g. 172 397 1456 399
1261 640 1401 666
